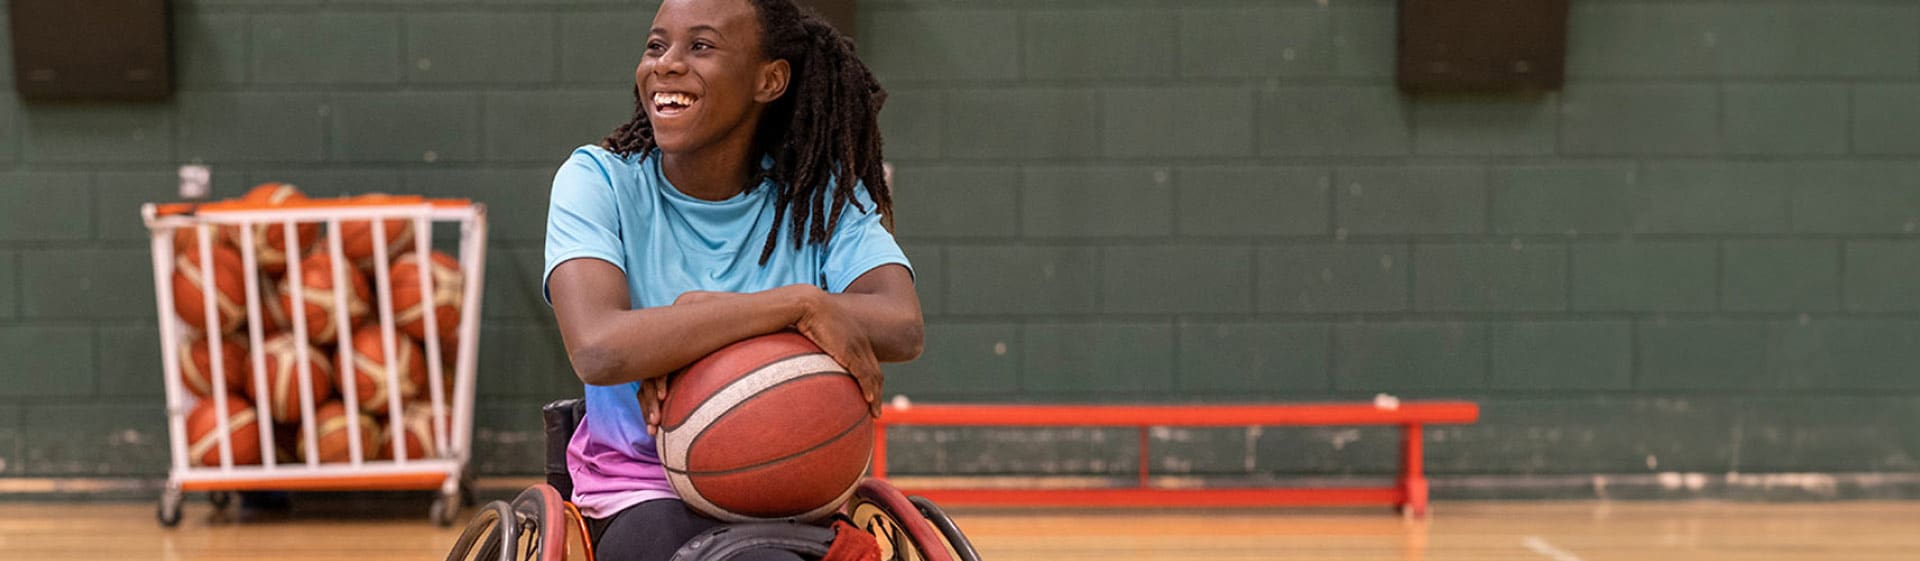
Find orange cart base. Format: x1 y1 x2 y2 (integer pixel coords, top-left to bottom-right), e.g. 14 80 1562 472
179 471 451 492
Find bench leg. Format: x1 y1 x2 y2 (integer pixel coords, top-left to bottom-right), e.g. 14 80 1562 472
872 424 888 479
1398 424 1427 517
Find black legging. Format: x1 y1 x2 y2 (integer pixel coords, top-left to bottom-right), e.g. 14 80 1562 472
587 500 806 561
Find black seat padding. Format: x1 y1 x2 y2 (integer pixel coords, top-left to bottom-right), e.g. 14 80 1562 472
542 398 587 500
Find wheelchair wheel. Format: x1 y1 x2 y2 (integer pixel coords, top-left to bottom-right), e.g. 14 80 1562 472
444 484 591 561
846 480 961 561
508 484 571 561
445 500 517 561
908 496 981 561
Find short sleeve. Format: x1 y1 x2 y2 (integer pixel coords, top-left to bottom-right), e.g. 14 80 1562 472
822 181 912 294
543 147 630 304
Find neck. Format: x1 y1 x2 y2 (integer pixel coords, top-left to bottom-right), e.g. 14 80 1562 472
660 145 748 201
659 131 761 202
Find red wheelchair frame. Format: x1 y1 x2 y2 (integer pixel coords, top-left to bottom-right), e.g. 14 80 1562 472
442 399 980 561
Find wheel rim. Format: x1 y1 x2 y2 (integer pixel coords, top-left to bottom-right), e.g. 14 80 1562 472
848 496 923 561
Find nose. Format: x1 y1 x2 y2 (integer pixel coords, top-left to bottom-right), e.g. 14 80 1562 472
654 45 689 78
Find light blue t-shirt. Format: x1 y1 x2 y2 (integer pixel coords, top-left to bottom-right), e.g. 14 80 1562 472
542 144 910 517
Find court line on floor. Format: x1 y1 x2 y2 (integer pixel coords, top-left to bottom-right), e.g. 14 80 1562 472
1521 536 1585 561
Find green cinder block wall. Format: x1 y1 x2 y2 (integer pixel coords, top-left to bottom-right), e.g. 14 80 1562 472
2 0 1919 492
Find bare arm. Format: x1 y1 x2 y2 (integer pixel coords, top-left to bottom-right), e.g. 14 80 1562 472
673 263 924 410
547 258 812 386
819 263 924 364
552 257 924 428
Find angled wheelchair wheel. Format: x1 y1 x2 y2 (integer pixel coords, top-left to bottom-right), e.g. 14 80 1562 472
847 480 963 561
509 485 570 561
668 522 836 561
908 496 981 561
446 484 593 561
445 500 517 561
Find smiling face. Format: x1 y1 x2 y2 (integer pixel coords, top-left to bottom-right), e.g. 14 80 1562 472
639 0 788 157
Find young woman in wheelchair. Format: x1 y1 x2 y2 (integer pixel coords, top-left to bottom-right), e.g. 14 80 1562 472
542 0 922 560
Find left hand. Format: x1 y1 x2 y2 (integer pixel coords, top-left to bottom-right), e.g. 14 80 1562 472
783 285 884 417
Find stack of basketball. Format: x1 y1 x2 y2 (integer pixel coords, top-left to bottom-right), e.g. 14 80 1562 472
175 183 463 467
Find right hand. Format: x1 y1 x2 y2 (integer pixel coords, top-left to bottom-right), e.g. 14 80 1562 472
641 291 732 434
638 374 669 436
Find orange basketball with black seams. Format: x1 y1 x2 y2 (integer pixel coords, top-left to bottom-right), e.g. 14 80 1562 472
388 251 463 342
301 400 380 463
344 325 428 414
248 333 336 423
221 182 318 274
337 194 415 267
179 336 248 400
172 243 248 333
657 331 872 523
185 395 263 467
280 250 372 344
378 402 449 461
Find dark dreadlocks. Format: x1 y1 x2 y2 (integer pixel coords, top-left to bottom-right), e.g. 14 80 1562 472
599 0 891 265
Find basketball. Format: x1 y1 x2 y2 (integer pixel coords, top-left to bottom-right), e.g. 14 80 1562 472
172 243 248 333
185 395 263 467
345 325 427 414
388 251 463 342
338 194 414 267
302 400 380 463
379 402 446 461
249 334 336 423
179 336 247 399
260 279 293 331
656 331 872 522
280 250 372 344
222 182 318 274
170 226 224 253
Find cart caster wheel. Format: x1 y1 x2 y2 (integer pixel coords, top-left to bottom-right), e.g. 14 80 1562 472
431 493 461 527
157 489 183 527
209 491 234 510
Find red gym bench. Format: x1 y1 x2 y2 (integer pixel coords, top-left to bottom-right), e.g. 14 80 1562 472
872 401 1480 516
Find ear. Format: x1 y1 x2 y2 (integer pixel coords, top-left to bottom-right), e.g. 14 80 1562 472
755 58 791 103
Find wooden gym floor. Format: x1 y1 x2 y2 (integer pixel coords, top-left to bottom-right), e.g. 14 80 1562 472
2 498 1915 560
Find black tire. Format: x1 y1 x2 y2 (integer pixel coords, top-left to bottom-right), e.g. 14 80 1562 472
443 500 517 561
157 490 183 527
667 523 835 561
432 492 463 528
910 496 980 561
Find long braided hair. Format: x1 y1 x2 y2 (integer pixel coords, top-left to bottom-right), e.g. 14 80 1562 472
600 0 891 265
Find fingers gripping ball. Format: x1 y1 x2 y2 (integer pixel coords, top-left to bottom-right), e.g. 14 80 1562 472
221 183 318 274
172 244 248 333
657 331 873 523
186 395 263 467
345 325 428 414
280 251 372 344
248 334 336 423
301 401 381 463
179 336 248 400
388 251 463 342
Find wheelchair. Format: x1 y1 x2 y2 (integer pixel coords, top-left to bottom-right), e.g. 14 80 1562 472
444 399 982 561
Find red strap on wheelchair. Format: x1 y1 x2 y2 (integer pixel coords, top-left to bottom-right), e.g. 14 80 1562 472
819 520 880 561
